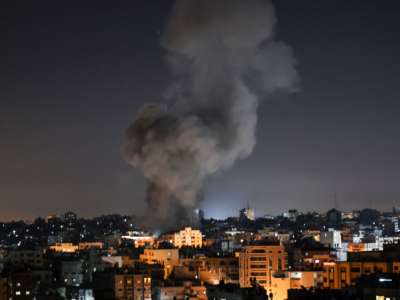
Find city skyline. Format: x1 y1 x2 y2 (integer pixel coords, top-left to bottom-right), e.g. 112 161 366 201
1 0 400 221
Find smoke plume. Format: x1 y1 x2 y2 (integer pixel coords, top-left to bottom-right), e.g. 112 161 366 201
123 0 298 230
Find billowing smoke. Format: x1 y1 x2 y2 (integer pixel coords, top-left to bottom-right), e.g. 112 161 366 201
123 0 298 230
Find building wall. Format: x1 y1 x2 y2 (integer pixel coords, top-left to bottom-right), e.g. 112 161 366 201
49 243 79 253
239 244 287 291
319 230 342 249
176 256 239 285
60 260 84 287
114 274 151 300
323 261 400 289
9 272 33 300
139 249 179 278
8 248 45 268
153 285 207 300
78 242 104 250
172 228 203 248
270 271 323 300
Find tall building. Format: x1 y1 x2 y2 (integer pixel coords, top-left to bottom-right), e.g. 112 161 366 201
64 211 77 232
114 274 151 300
392 216 400 233
239 207 256 223
239 242 288 293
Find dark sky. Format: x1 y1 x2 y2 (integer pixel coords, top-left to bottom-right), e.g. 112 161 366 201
1 0 400 221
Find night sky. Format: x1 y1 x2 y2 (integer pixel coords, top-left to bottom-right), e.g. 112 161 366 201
1 0 400 221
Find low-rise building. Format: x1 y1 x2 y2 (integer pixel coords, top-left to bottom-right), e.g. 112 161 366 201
49 243 78 253
139 248 179 278
153 282 207 300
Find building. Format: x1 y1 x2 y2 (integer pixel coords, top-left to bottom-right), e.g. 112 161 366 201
269 271 323 300
49 243 79 253
64 211 77 232
9 271 34 300
60 259 84 287
169 227 203 248
322 258 400 289
7 269 52 300
287 288 353 300
94 269 151 300
175 255 239 285
206 283 267 300
239 207 256 223
121 231 155 248
319 229 342 250
114 273 151 300
78 242 104 250
356 273 400 300
239 242 288 292
139 248 179 278
153 282 207 300
8 248 45 268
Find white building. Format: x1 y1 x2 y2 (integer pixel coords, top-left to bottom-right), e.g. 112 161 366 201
319 229 342 249
170 227 203 248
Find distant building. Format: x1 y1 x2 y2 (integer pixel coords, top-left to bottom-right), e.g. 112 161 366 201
8 248 45 268
175 255 239 285
64 211 77 232
287 288 352 300
153 282 207 300
139 248 179 278
168 227 203 248
206 282 267 300
319 229 342 250
192 209 205 224
9 271 33 300
283 210 299 222
359 209 380 226
240 207 256 223
326 209 342 228
392 216 400 233
121 231 155 248
7 269 52 300
60 259 84 287
78 242 104 250
49 243 78 253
